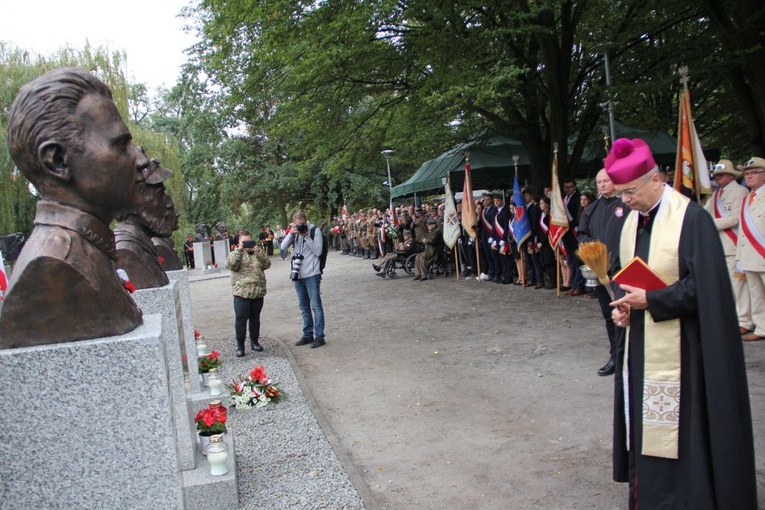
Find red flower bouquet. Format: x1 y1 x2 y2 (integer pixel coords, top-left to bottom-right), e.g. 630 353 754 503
226 365 285 409
194 403 227 435
198 350 222 374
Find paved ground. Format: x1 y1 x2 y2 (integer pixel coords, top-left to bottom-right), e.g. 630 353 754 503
190 250 765 509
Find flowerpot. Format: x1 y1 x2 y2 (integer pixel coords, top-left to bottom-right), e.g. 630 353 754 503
199 431 226 456
200 371 209 387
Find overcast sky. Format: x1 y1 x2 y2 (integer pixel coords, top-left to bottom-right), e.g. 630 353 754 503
0 0 199 91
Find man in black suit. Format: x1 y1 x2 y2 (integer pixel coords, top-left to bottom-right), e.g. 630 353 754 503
480 193 498 281
523 188 545 289
493 195 512 283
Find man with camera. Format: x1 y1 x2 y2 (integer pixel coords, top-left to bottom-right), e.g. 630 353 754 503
226 231 271 356
280 212 326 348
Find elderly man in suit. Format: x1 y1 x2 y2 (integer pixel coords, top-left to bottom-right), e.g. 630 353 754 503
736 156 765 341
703 159 752 337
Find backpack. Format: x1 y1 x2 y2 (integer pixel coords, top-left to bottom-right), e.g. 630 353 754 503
310 226 329 274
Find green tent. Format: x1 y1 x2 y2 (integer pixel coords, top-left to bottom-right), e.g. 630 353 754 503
392 123 720 199
390 136 531 199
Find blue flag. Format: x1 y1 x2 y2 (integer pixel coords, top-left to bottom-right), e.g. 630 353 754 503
511 172 531 246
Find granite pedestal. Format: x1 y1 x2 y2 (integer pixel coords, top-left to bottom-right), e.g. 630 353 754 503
0 315 185 509
166 269 202 394
193 242 212 270
213 240 229 269
133 281 196 471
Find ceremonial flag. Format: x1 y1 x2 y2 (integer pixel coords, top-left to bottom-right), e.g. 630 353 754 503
511 171 531 246
674 87 712 201
443 179 461 249
549 151 569 249
461 162 477 239
0 251 9 302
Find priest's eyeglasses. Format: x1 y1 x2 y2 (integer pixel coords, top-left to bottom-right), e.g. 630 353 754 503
616 174 653 198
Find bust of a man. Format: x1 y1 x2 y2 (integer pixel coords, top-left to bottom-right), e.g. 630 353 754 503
195 223 209 242
115 157 180 288
0 68 146 348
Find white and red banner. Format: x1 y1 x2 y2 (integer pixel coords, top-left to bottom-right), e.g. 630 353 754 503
549 152 569 249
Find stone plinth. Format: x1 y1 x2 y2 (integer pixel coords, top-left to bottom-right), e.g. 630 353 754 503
212 240 229 270
133 281 196 471
166 269 201 394
193 242 212 270
182 431 239 510
0 315 185 509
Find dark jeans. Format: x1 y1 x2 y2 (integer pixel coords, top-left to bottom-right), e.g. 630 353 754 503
595 285 616 360
294 274 325 339
234 295 264 341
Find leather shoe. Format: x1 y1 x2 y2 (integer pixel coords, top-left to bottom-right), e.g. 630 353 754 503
413 275 422 281
295 337 314 346
372 263 381 272
598 360 616 376
251 339 263 352
560 285 571 291
535 283 544 289
742 333 765 342
570 288 585 296
740 327 752 335
376 272 386 278
311 337 326 348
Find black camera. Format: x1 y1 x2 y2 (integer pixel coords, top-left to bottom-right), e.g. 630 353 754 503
290 253 304 280
242 240 257 248
296 223 308 234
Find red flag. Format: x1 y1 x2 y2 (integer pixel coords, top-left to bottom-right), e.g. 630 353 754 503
461 163 477 239
549 152 569 249
673 87 712 201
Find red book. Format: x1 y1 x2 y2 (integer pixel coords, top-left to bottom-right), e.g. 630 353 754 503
612 256 668 291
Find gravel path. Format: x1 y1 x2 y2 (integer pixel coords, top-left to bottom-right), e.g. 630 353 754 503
192 272 366 510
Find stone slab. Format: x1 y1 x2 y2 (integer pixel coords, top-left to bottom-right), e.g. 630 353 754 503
193 242 212 270
182 431 239 510
0 315 185 509
166 269 201 394
134 282 196 471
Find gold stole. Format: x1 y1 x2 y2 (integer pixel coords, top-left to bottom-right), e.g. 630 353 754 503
620 186 688 459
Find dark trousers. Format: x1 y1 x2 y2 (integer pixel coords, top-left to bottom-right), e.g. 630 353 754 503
234 295 264 341
527 251 544 284
185 252 194 268
482 238 497 277
595 285 616 361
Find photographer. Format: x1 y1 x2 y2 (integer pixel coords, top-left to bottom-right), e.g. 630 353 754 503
280 212 326 348
226 231 271 357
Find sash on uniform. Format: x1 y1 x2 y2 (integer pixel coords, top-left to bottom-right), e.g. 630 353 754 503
620 185 686 460
714 189 738 245
740 196 765 258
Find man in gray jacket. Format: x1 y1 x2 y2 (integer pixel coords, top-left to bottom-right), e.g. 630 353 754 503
281 212 326 348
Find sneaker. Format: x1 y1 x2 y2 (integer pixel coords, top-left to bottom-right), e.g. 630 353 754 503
311 337 326 348
480 273 490 281
295 337 314 346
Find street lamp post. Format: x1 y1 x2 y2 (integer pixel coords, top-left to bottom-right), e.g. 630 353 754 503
382 149 394 211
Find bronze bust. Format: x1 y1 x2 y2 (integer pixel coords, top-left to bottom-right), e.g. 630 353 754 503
0 68 145 349
115 157 179 288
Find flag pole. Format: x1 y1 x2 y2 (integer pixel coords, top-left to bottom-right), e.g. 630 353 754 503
555 246 561 297
454 245 460 279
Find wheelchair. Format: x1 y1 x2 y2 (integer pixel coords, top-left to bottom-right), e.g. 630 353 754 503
383 250 416 278
425 247 454 280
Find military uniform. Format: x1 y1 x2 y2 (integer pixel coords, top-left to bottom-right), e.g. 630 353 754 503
704 169 751 332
